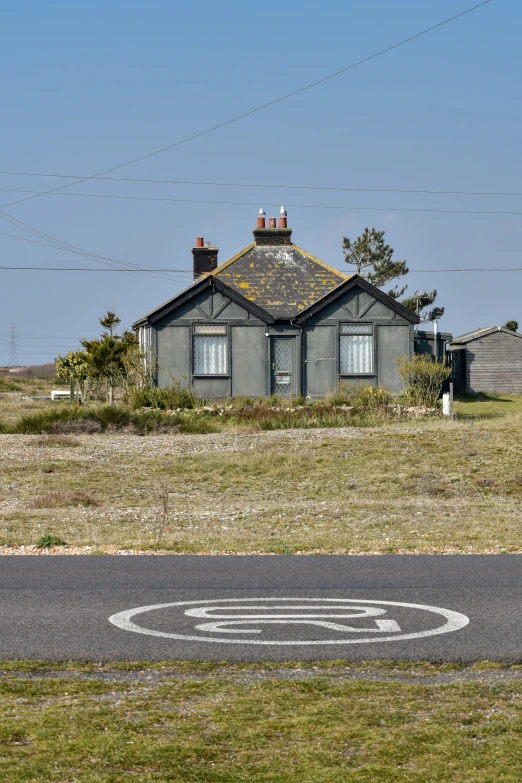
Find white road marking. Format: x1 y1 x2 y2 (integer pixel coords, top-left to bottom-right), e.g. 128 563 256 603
193 619 402 633
186 604 400 633
109 597 469 646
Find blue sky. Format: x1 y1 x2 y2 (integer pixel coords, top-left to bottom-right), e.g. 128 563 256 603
0 0 519 364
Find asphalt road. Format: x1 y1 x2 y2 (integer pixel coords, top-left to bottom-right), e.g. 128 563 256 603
0 555 520 662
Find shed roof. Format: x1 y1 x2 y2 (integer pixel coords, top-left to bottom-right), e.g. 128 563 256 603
211 242 349 319
449 326 522 345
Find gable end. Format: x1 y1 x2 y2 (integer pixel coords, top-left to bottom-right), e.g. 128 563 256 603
293 275 420 325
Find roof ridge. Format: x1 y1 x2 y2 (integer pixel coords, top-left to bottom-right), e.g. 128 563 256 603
451 326 522 343
290 243 348 279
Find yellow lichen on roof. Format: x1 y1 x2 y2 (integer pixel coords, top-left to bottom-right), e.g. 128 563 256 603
211 241 352 318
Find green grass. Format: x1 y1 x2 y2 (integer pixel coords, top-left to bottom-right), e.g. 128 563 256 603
454 392 522 420
0 663 520 782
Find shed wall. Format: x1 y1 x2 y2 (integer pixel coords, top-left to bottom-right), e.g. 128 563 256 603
465 332 522 393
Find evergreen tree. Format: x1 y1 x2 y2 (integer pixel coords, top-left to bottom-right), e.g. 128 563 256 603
342 228 444 322
98 309 121 337
503 320 519 332
81 312 137 403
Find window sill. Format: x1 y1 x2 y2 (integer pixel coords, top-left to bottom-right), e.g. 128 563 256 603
339 373 375 378
192 374 230 379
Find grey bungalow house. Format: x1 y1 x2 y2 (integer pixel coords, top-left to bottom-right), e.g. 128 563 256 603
132 211 420 398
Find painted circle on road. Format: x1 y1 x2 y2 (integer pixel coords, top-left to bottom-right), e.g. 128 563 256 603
109 597 469 645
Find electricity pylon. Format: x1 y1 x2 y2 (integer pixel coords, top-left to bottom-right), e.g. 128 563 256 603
7 323 19 368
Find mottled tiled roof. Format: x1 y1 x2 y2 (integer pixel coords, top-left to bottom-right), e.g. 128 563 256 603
212 243 349 318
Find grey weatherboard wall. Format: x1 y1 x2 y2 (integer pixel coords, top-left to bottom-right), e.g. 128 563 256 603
449 327 522 394
153 286 267 399
302 285 412 396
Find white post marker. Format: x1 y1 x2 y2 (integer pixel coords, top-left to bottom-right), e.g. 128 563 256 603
442 392 453 417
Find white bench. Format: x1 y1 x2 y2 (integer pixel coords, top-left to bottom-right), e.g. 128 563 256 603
51 390 81 401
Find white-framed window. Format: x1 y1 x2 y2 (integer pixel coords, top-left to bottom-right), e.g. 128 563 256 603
339 323 374 374
193 324 227 375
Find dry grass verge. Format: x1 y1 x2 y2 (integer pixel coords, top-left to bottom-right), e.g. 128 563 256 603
29 490 98 509
1 400 522 552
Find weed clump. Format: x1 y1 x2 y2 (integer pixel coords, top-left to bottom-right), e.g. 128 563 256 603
35 534 67 549
325 382 392 408
126 381 199 411
31 491 98 509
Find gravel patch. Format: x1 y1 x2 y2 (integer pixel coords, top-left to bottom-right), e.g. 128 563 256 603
2 666 521 686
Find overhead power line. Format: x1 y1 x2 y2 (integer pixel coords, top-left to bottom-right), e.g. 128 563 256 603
1 170 519 199
0 213 179 281
1 188 521 217
2 265 522 274
0 1 493 287
0 266 192 275
0 1 492 213
409 267 522 273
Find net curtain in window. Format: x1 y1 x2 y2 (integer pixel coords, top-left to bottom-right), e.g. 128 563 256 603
193 325 227 375
340 324 373 374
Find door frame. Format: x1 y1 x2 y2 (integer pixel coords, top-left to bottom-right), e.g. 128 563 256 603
269 335 297 397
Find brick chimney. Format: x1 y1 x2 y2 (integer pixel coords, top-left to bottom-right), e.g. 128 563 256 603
192 237 219 279
253 207 292 246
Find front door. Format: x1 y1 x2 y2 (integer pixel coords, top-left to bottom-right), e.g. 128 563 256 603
271 337 295 396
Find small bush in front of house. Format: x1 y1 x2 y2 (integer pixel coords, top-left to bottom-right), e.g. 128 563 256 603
35 534 68 549
325 382 392 408
356 386 392 408
126 381 199 411
396 354 451 408
325 382 359 407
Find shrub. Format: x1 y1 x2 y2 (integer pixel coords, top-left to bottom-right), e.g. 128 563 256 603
35 534 67 549
396 354 451 407
126 381 199 410
325 382 359 406
356 386 392 408
325 383 391 408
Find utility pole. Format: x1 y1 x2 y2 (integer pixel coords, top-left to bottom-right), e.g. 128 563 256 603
7 323 19 369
